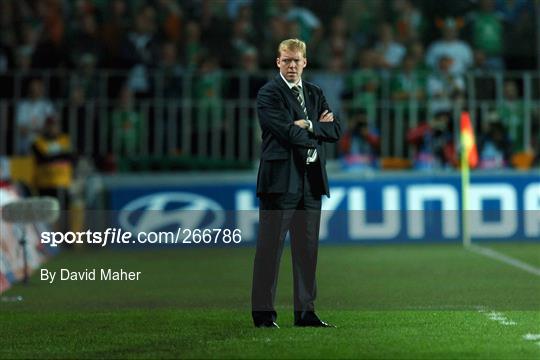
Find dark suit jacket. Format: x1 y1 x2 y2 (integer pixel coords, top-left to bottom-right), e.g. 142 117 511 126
256 75 342 197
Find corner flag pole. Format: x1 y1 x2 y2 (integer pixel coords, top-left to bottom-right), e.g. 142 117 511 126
460 112 477 248
461 132 471 248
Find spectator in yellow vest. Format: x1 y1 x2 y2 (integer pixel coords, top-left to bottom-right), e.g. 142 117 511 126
31 116 74 218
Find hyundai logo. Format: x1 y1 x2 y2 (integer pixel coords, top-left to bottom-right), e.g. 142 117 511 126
118 192 225 233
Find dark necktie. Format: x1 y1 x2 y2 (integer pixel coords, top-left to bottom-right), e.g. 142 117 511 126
291 85 317 163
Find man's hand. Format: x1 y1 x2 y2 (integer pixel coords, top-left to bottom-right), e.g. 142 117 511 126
294 119 309 129
319 110 333 122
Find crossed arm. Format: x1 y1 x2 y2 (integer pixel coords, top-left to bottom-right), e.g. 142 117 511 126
257 87 342 148
294 90 342 143
257 87 317 148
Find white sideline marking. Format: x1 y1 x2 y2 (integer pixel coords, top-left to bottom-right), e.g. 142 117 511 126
480 310 540 349
480 310 517 326
523 334 540 341
466 244 540 277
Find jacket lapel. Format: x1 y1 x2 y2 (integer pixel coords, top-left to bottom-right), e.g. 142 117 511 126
302 84 314 121
274 76 310 120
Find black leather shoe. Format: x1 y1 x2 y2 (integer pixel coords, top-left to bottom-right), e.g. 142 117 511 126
252 311 278 328
294 311 336 328
295 318 335 327
255 321 280 328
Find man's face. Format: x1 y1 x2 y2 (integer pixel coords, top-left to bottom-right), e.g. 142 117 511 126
443 26 457 40
277 49 306 83
30 80 44 99
44 120 60 137
438 57 452 72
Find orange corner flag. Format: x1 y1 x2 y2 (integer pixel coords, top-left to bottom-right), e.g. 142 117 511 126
460 112 478 168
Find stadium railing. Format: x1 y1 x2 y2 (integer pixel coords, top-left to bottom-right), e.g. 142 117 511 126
0 69 538 166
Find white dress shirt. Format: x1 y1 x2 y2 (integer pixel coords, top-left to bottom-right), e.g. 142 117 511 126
279 72 317 163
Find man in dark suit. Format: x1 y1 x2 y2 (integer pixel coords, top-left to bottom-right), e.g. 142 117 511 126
252 39 342 328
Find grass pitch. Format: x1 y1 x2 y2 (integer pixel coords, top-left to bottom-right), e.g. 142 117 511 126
1 243 539 358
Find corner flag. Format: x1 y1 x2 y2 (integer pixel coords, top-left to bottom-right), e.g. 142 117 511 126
460 112 478 168
460 111 477 247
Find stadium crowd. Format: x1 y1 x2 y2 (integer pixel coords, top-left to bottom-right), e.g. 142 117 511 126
0 0 538 170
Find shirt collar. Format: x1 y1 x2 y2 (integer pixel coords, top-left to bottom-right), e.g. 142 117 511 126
279 72 302 89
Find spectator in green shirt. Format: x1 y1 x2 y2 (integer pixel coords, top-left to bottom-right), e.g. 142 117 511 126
344 49 379 122
391 53 426 103
497 80 525 152
470 0 504 70
111 85 142 156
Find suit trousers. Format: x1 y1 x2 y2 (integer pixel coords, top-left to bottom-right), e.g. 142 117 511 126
252 161 322 323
